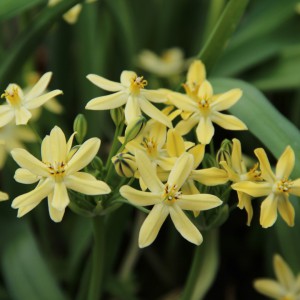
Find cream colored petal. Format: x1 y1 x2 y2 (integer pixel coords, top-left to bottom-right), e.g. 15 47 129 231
0 191 9 201
142 89 166 103
277 195 295 227
219 161 239 182
139 97 172 128
120 185 161 206
186 60 206 88
168 92 197 112
85 91 127 110
41 135 51 162
138 203 169 248
231 138 243 174
51 181 70 211
12 179 53 208
254 148 276 183
211 89 242 111
65 172 111 195
181 180 200 195
135 150 164 193
196 117 214 145
48 195 65 222
260 193 278 228
120 71 137 87
197 80 213 99
66 138 100 175
15 107 32 125
166 128 185 157
49 126 67 163
274 254 296 290
232 181 272 197
176 193 222 211
25 72 52 100
236 191 253 226
158 156 177 171
0 105 14 127
188 144 205 169
25 90 63 109
210 111 247 130
289 178 300 196
169 204 203 245
191 168 229 185
17 203 40 217
87 74 124 91
168 152 194 189
151 122 166 149
43 98 63 114
253 279 285 298
176 116 198 136
11 148 49 177
0 146 7 169
276 146 295 179
14 168 40 184
124 95 141 123
66 132 77 156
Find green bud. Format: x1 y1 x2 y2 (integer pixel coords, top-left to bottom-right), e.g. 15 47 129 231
73 114 88 144
91 156 103 171
216 139 233 166
201 153 218 168
112 152 137 178
110 107 125 127
124 115 146 143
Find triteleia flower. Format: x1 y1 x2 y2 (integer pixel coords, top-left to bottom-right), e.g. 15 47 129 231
0 72 62 126
169 60 247 144
120 150 222 248
232 146 300 228
254 254 300 300
11 126 111 222
219 138 262 225
85 71 172 127
0 191 8 201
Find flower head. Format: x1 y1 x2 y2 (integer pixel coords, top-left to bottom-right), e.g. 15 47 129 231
0 72 62 126
11 126 111 222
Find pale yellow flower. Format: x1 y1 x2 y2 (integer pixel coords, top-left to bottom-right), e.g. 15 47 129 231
232 146 300 228
169 60 247 144
254 254 300 300
0 72 62 126
137 48 185 77
0 191 9 201
120 150 222 248
11 126 111 222
0 123 36 168
219 138 262 225
85 71 172 127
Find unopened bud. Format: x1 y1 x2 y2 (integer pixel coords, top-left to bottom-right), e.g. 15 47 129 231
112 152 137 178
73 114 87 144
216 139 233 165
124 116 146 143
110 107 125 127
91 156 103 171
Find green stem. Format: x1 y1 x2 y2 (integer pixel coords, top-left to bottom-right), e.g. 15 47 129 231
88 216 106 300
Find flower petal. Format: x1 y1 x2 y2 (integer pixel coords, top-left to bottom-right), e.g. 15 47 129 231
236 191 253 226
196 117 214 145
87 74 124 91
25 72 52 100
277 195 295 227
168 92 197 112
0 105 14 127
254 148 276 183
25 90 63 110
276 146 295 179
210 111 247 130
289 178 300 196
120 185 161 206
169 204 203 245
52 181 70 211
124 95 141 123
166 128 185 157
14 168 40 184
191 167 229 185
85 91 127 110
49 126 67 163
186 60 206 88
273 254 296 290
211 88 242 111
188 144 205 169
142 89 166 103
231 138 243 174
138 203 169 248
65 172 111 195
15 107 32 125
176 193 222 211
260 193 278 228
0 191 9 201
48 194 65 222
176 115 198 136
232 181 272 197
120 71 136 87
253 279 285 299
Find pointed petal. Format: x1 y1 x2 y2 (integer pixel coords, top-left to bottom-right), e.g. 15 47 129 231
120 71 136 87
211 89 242 111
274 254 296 289
166 128 185 157
232 181 272 197
65 172 111 195
0 192 9 201
231 138 243 174
87 74 124 91
188 144 205 169
66 138 100 175
25 90 63 109
219 161 239 182
191 167 229 185
197 80 213 99
135 150 163 193
138 203 169 248
149 121 166 149
15 107 32 125
66 132 77 155
168 152 194 189
289 178 300 196
124 95 141 123
14 168 39 184
142 89 166 103
168 92 197 112
260 194 278 228
237 191 253 226
186 60 206 88
169 205 203 245
25 72 52 100
85 91 127 110
253 279 285 298
52 181 70 211
176 116 198 136
276 146 295 179
176 194 222 211
196 117 214 145
11 148 49 177
48 195 65 222
120 185 161 206
255 148 276 183
277 195 295 227
0 105 14 127
49 126 67 162
210 111 247 130
158 156 176 171
17 202 40 217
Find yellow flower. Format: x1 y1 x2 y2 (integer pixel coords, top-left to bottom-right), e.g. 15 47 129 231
120 150 222 248
232 146 300 228
219 138 262 225
137 48 185 77
169 60 247 144
0 191 9 201
11 126 111 222
254 254 300 300
0 72 62 126
85 71 172 127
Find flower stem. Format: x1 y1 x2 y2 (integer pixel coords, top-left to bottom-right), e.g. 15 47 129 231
88 216 106 300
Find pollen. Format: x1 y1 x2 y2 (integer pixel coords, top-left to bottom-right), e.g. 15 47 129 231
130 75 147 95
163 184 182 205
45 161 66 179
1 84 22 107
141 137 157 156
276 178 292 193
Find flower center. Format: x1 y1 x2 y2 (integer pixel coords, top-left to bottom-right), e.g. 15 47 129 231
130 76 147 95
1 84 22 107
246 163 262 181
183 83 199 100
142 137 157 157
45 161 66 180
162 184 182 205
276 178 292 193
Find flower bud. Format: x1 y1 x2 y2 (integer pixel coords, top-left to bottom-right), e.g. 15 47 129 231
124 115 146 143
216 139 233 166
112 152 137 178
91 156 103 172
110 107 125 127
73 114 87 144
